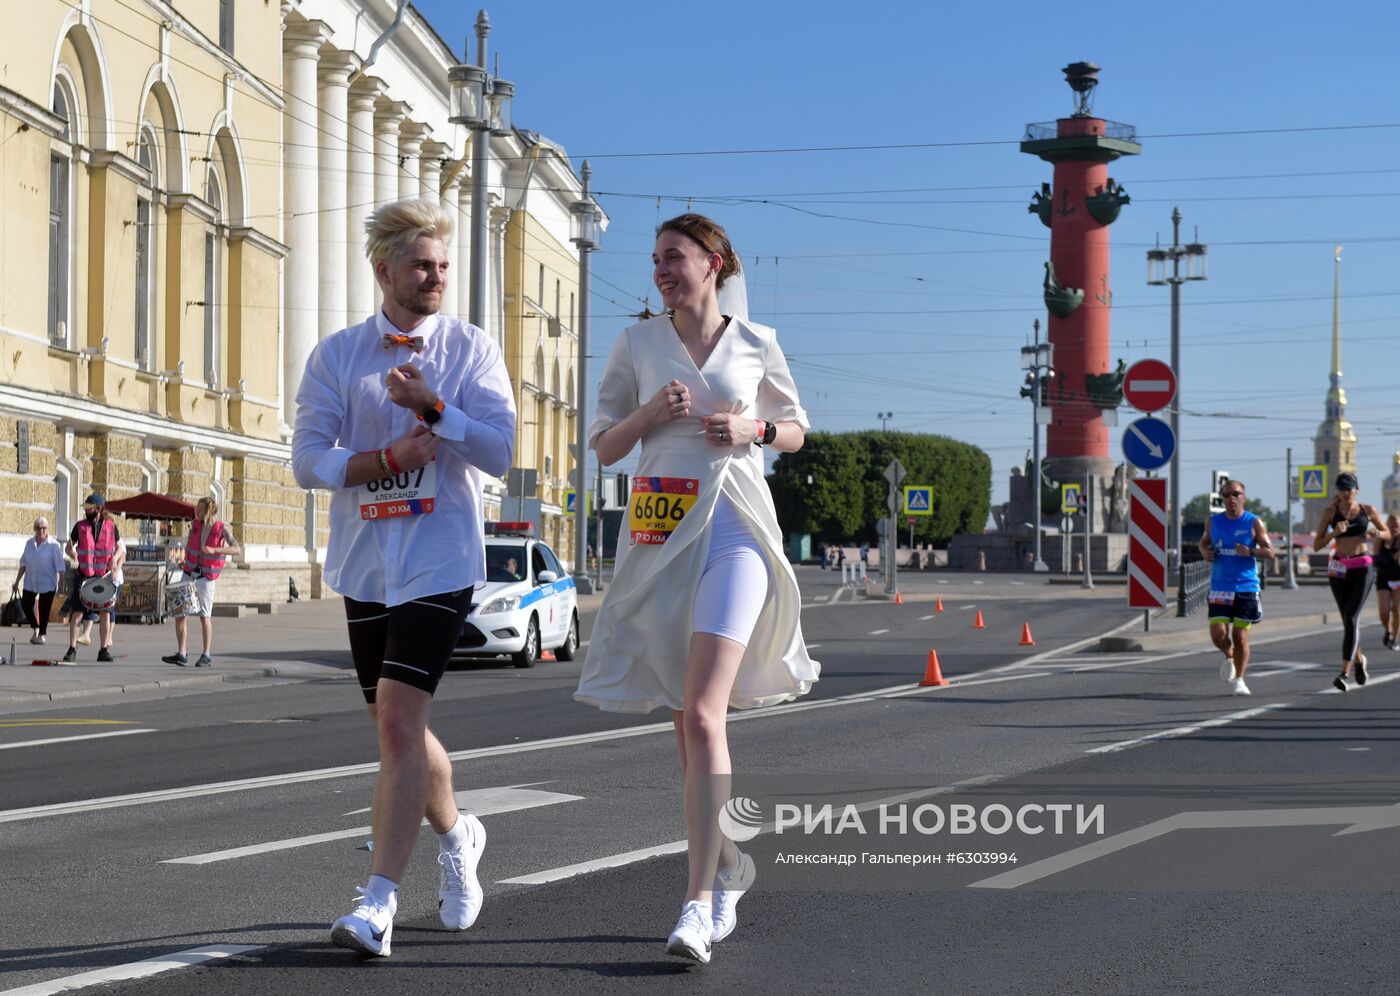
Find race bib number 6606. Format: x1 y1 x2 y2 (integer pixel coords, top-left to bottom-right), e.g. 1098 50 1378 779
629 476 699 545
360 458 437 520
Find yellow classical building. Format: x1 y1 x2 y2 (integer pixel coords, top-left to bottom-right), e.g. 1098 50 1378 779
0 2 299 599
500 133 600 557
2 1 601 597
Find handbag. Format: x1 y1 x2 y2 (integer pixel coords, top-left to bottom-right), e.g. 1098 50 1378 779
1 595 25 627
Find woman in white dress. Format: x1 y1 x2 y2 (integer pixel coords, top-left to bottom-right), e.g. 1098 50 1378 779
577 213 819 962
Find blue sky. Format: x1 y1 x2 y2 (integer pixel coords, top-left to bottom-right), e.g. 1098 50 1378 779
415 0 1400 520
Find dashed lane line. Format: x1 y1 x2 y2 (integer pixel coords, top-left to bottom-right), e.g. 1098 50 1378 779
0 944 263 996
0 729 156 751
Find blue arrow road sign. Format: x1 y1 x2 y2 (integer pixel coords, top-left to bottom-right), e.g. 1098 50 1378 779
1121 417 1176 471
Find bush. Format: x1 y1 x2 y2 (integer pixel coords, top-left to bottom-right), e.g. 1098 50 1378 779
767 431 991 547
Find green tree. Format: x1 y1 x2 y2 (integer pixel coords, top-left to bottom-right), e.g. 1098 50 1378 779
768 431 991 547
1182 493 1287 533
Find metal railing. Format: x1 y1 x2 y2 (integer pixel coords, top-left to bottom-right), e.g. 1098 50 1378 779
1177 560 1212 617
1023 120 1140 143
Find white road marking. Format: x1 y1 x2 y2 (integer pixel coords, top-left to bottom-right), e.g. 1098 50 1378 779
497 840 689 885
806 643 822 650
0 729 156 751
0 944 262 996
163 785 583 865
500 775 1005 886
882 673 1050 698
919 614 937 621
1086 704 1290 754
1316 671 1400 694
960 605 975 611
869 629 890 635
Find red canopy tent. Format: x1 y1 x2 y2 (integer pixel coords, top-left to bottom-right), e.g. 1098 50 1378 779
103 492 197 521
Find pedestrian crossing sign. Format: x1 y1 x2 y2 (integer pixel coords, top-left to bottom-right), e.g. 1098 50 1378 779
1061 483 1083 514
903 485 933 516
1299 466 1327 500
565 490 588 515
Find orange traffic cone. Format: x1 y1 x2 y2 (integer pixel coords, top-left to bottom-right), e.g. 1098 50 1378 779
935 597 944 613
919 649 950 686
894 591 904 605
1019 622 1035 646
973 610 985 629
540 649 557 662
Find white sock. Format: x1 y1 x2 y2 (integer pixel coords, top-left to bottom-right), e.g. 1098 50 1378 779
366 873 398 908
438 813 469 852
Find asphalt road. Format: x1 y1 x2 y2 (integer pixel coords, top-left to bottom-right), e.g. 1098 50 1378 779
2 591 1397 995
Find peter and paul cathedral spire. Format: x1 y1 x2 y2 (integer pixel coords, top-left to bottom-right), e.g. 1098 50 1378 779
1307 246 1358 527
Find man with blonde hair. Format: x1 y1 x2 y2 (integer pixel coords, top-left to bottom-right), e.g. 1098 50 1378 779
294 198 515 958
163 496 239 668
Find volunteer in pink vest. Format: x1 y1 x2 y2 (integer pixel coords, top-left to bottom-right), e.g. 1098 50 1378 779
162 496 239 668
60 493 120 665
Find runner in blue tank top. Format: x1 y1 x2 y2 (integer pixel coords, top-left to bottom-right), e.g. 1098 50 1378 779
1197 478 1275 696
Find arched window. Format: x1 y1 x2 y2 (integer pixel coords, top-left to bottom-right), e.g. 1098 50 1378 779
203 167 223 387
533 346 545 390
48 78 79 347
134 128 158 370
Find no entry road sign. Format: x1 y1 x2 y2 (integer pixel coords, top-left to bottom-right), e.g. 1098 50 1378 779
1123 359 1177 414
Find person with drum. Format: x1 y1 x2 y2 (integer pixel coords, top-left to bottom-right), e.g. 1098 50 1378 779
59 493 120 665
75 537 125 651
293 199 514 958
162 497 239 668
11 517 65 644
577 213 819 963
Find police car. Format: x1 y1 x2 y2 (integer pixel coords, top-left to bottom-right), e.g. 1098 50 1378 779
454 522 579 668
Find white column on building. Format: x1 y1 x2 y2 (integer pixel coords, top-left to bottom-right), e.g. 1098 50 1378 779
398 121 430 201
281 17 331 425
373 99 408 209
455 168 472 321
490 199 511 345
371 99 408 314
316 48 357 339
419 140 448 204
346 76 384 324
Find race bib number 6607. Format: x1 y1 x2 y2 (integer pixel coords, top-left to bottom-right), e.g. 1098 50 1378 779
360 458 437 520
629 476 699 545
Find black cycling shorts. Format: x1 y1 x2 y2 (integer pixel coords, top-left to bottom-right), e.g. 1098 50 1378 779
344 587 474 703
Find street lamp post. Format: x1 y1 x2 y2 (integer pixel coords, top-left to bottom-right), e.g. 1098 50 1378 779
569 162 602 593
1020 319 1054 572
447 10 513 330
877 411 894 431
1146 207 1207 572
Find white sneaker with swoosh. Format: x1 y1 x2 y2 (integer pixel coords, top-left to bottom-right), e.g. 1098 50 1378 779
711 849 756 942
331 887 396 957
666 900 713 963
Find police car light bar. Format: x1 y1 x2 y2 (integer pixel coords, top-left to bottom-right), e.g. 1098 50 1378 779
486 521 535 536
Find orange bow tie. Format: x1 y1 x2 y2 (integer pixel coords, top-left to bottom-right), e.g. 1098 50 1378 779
382 333 424 352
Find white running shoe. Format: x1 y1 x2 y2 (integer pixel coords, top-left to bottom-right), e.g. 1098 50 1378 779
1220 656 1234 682
1231 677 1251 696
438 813 487 930
666 900 713 964
710 849 756 942
331 887 396 957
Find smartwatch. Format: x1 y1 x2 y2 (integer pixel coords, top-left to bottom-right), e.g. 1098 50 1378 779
754 419 778 446
418 398 445 426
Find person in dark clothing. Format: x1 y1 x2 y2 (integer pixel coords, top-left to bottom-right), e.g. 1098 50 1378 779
1313 473 1390 691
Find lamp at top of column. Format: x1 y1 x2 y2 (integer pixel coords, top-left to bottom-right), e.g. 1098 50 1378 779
448 11 516 330
1184 234 1208 281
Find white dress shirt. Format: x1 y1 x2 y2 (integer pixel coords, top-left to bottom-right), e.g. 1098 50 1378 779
19 537 66 593
293 311 516 606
